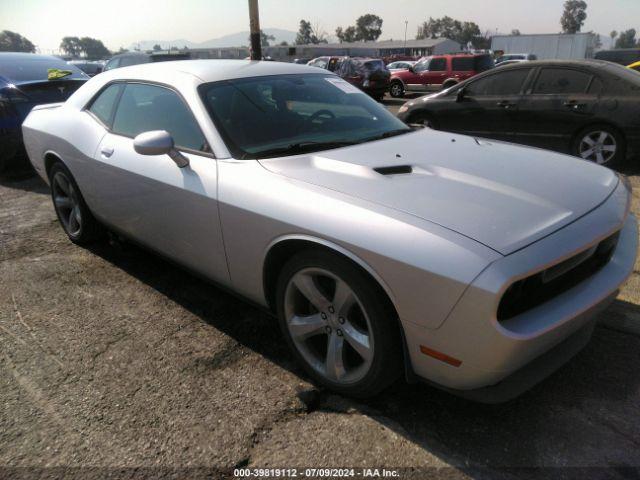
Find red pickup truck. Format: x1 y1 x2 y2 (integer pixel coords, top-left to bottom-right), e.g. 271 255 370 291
389 53 494 98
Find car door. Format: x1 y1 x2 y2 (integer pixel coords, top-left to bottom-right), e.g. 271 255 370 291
418 57 448 91
435 67 533 141
515 67 601 152
86 81 229 285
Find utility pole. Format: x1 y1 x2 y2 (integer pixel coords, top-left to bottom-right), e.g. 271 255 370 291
404 20 408 54
248 0 262 60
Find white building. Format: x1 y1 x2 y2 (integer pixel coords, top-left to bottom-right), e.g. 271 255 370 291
491 33 598 60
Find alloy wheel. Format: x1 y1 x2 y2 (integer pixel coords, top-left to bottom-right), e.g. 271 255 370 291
578 130 617 165
390 83 403 97
284 267 374 384
52 171 82 236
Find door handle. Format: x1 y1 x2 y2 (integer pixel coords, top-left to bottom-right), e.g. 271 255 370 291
496 101 516 109
100 146 114 158
564 101 586 110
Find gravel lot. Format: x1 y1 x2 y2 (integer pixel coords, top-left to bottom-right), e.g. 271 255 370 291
1 102 640 478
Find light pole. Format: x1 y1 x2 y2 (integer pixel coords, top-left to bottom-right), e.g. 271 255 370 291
404 20 408 54
248 0 262 60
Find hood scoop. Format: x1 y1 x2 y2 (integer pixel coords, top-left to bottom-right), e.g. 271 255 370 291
374 165 413 176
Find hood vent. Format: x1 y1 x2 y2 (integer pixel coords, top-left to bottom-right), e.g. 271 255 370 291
374 165 413 176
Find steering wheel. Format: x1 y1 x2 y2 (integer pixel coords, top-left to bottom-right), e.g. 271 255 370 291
307 109 336 124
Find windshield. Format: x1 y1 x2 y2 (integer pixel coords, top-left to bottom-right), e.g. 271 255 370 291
199 74 410 159
0 56 88 83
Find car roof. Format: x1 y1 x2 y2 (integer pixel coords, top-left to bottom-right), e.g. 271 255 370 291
100 59 328 83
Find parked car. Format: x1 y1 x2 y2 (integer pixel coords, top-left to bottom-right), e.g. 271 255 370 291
595 48 640 66
389 53 494 98
0 53 88 174
68 60 104 77
386 61 416 72
497 59 529 67
22 60 636 402
496 53 537 64
104 51 190 71
397 60 640 167
335 57 390 100
307 56 344 72
293 58 312 64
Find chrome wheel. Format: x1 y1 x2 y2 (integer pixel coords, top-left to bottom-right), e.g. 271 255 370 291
52 171 82 236
390 83 403 97
284 268 374 384
579 130 617 165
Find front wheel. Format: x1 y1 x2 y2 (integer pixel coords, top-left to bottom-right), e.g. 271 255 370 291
276 250 402 398
572 125 626 167
389 81 405 98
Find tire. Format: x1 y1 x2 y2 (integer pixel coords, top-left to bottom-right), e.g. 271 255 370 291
276 249 403 398
572 124 626 168
49 162 104 245
389 81 405 98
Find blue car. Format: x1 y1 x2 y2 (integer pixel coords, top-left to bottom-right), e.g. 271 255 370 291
0 53 88 174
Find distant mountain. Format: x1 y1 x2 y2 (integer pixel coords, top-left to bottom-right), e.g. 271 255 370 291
129 28 297 51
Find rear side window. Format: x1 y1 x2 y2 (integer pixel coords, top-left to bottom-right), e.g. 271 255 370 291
104 58 120 71
88 84 122 127
452 57 474 71
533 68 592 94
429 58 447 71
112 83 208 152
466 69 531 96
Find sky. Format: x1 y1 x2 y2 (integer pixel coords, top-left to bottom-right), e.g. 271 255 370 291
1 0 639 53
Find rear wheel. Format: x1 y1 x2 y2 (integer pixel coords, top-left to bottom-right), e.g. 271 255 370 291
572 124 625 168
390 81 405 98
49 162 104 244
276 250 402 398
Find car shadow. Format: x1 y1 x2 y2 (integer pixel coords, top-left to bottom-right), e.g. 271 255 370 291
0 170 47 195
86 239 640 476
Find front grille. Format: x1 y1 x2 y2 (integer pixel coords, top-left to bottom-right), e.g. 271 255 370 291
497 231 620 321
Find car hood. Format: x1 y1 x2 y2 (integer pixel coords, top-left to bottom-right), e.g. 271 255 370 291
259 130 619 255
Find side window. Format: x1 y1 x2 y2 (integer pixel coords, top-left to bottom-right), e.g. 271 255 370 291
414 59 430 73
88 84 122 127
104 58 120 71
533 68 592 94
112 83 208 152
452 57 474 71
466 69 531 96
429 58 447 71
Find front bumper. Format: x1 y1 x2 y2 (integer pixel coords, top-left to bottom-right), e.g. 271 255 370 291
404 180 637 397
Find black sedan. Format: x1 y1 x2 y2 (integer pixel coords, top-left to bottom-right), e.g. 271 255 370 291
0 53 88 175
397 60 640 167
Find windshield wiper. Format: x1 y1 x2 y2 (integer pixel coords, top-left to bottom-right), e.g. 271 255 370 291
358 129 412 144
250 140 358 159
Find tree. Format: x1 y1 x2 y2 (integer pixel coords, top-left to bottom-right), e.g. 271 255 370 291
279 41 289 46
511 29 521 36
560 0 588 34
335 26 358 43
78 37 110 59
60 36 82 56
335 14 383 43
610 30 618 42
295 19 327 44
355 14 383 41
153 44 162 51
0 30 35 52
615 29 637 48
416 16 484 47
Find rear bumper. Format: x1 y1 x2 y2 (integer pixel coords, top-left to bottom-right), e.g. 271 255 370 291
403 180 637 397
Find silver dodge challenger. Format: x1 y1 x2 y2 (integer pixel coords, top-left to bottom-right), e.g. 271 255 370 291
22 60 638 402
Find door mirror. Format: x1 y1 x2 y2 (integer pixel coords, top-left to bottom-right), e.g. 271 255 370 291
456 87 466 103
133 130 189 168
408 65 416 73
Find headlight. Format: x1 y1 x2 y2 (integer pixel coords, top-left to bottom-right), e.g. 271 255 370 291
398 104 409 114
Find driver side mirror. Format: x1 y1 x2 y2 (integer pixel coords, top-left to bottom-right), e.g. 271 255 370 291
408 65 416 73
133 130 189 168
456 87 467 103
